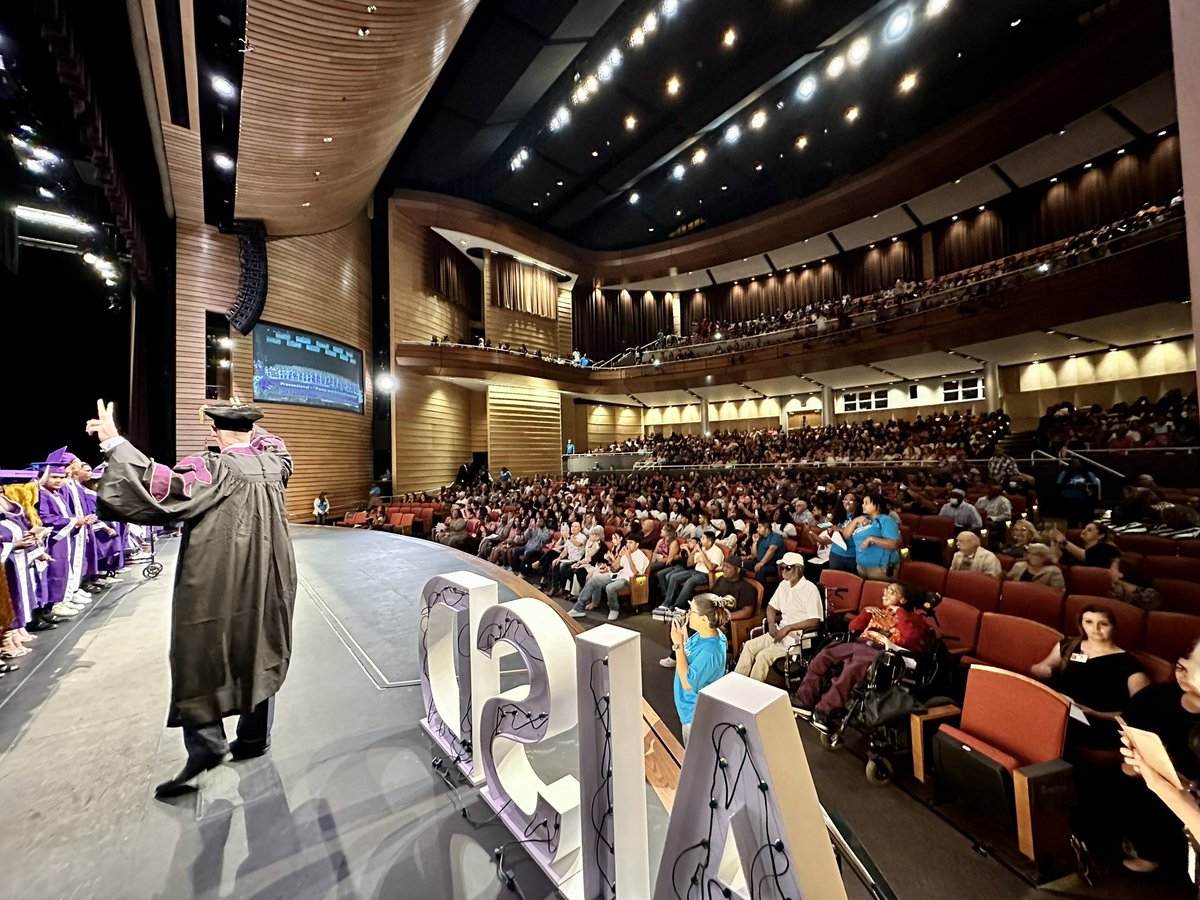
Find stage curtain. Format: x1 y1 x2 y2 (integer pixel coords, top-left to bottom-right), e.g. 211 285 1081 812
492 255 558 319
426 231 480 311
842 239 919 296
572 286 673 360
933 209 1009 274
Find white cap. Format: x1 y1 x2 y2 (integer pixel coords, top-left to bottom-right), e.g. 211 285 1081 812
780 551 805 566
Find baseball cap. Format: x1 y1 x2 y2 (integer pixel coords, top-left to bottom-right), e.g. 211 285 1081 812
780 551 805 566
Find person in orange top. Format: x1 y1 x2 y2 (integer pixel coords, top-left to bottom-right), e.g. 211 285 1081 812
795 582 932 723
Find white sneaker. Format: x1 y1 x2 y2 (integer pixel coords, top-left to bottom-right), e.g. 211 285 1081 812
71 594 92 606
659 655 676 668
607 610 620 621
51 603 79 618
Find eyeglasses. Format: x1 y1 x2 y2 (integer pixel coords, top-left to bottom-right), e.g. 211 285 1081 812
779 564 796 570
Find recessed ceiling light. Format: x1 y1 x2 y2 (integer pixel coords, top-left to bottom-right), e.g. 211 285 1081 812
1050 176 1058 183
898 71 918 93
314 170 321 176
925 0 950 16
797 75 817 101
795 135 808 150
892 235 898 242
1109 347 1118 352
37 186 54 200
951 214 958 221
1158 130 1168 137
848 37 870 65
643 11 658 33
722 27 736 47
720 184 728 191
549 105 570 131
624 114 637 131
532 201 540 207
868 243 876 250
671 163 686 180
301 201 311 207
591 149 599 157
872 213 879 219
754 162 763 171
628 191 640 204
724 124 741 144
750 109 767 129
1154 339 1163 345
661 0 679 16
691 147 707 165
213 152 235 171
674 208 682 216
629 27 645 47
844 105 860 123
977 205 985 211
1118 148 1126 155
210 75 236 99
884 6 914 42
826 55 845 78
556 180 563 186
1083 162 1093 170
1009 18 1021 27
666 75 681 95
820 258 827 263
366 4 377 11
323 136 333 143
607 48 622 68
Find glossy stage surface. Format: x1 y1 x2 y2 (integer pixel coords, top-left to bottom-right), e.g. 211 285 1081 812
0 526 1168 899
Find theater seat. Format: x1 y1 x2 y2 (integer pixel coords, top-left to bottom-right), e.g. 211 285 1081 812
899 561 947 595
859 580 887 611
729 578 766 656
1064 565 1112 597
944 570 1002 614
933 665 1071 862
931 597 982 657
1061 595 1146 650
1117 535 1177 557
1153 578 1200 616
1129 650 1174 684
1146 555 1200 584
1177 542 1200 559
1144 611 1200 663
911 516 956 565
998 582 1065 629
819 570 863 616
960 613 1063 675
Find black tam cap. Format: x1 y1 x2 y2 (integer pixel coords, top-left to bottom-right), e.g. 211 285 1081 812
203 404 264 431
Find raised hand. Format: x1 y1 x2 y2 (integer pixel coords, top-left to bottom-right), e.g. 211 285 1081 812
85 398 119 443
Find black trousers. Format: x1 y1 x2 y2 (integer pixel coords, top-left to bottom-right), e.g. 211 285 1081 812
183 696 274 762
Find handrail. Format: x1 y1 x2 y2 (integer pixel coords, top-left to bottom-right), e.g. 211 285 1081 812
1030 448 1127 479
824 808 900 900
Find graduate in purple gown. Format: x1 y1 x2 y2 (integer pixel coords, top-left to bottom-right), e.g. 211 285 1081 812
32 452 90 622
0 469 49 656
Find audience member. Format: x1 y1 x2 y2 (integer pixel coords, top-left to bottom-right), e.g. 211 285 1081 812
670 594 733 745
733 552 821 681
1005 543 1064 589
1051 521 1121 568
949 532 1002 579
939 488 983 532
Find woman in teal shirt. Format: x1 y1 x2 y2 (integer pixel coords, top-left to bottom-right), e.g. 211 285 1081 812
670 594 734 745
855 492 902 581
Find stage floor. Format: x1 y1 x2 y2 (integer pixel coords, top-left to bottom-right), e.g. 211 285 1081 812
0 526 1177 899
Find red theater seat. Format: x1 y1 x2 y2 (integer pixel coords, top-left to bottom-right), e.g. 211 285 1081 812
1064 565 1112 597
944 570 1002 614
1117 535 1178 557
1146 555 1200 584
1144 612 1200 662
1177 542 1200 559
999 582 1065 629
900 513 922 531
961 613 1063 675
1153 578 1200 616
1061 595 1146 650
729 578 766 656
899 561 947 595
859 580 887 612
931 597 982 657
819 570 863 615
1130 650 1174 684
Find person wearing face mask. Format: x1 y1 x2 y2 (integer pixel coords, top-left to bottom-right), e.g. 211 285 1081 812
937 487 982 532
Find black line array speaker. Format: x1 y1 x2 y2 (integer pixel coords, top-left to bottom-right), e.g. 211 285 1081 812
225 220 268 335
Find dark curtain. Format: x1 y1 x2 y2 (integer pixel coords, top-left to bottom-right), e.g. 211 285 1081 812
680 261 845 333
841 238 919 297
933 208 1008 273
572 285 673 360
426 231 481 313
492 254 558 319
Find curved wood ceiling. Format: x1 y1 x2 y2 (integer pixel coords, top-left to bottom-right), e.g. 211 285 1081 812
234 0 480 236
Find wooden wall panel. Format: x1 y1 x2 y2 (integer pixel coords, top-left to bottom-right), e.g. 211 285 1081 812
581 404 644 451
162 125 204 224
485 304 559 356
487 385 562 478
557 288 573 358
390 202 474 491
174 217 373 522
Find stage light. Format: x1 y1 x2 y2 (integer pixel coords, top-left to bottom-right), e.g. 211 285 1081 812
848 37 870 65
218 337 234 349
376 373 397 392
591 149 599 157
795 135 808 150
83 252 98 264
607 48 622 67
724 124 741 143
210 74 236 99
754 162 763 171
661 0 678 17
37 186 54 200
750 109 767 129
720 184 728 191
826 55 845 78
723 28 736 47
213 152 235 171
301 201 311 207
629 27 645 47
1118 148 1126 155
666 75 681 95
892 235 898 242
898 71 918 93
674 208 682 216
1050 176 1058 183
691 147 707 165
549 106 570 131
104 278 116 287
323 136 333 143
844 105 860 123
643 11 658 33
797 75 818 101
628 191 640 204
598 61 613 81
885 6 914 42
532 200 539 207
509 147 530 171
14 206 94 233
625 114 637 130
926 0 950 15
585 74 600 93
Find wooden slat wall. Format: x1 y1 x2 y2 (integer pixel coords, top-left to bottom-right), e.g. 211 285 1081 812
485 304 559 356
556 287 573 357
487 385 562 478
174 217 373 521
162 125 203 224
581 404 644 451
390 202 475 491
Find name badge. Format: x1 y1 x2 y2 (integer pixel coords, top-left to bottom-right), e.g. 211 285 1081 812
1070 652 1088 664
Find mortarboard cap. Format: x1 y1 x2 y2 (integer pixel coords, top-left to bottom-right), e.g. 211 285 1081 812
0 468 38 483
29 446 78 474
202 404 264 431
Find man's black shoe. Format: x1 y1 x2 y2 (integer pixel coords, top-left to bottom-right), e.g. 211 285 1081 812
228 740 270 761
27 618 58 632
154 752 227 798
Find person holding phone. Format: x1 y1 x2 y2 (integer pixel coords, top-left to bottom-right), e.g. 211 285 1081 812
670 594 733 746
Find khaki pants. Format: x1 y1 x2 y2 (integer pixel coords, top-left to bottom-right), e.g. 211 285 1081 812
734 633 790 681
857 565 896 582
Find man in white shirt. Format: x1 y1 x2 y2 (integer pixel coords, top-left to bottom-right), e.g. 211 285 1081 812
655 532 724 617
938 488 983 531
949 531 1002 579
734 552 823 681
974 484 1012 533
569 536 649 621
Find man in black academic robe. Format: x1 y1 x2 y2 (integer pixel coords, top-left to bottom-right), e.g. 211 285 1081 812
86 399 297 797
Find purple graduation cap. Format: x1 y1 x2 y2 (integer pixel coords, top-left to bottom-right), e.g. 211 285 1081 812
29 446 79 475
0 469 38 483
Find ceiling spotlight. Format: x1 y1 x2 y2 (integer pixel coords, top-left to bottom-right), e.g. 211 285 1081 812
1158 129 1168 137
628 191 640 205
720 184 729 191
885 6 914 42
666 75 681 95
210 74 237 99
509 147 530 171
1118 148 1126 155
848 37 870 65
671 163 686 180
598 61 613 81
36 186 54 200
977 205 985 211
844 105 860 123
585 74 600 94
643 11 658 33
14 206 94 233
898 71 918 93
1084 162 1093 170
29 146 59 164
83 251 98 264
556 180 564 186
868 243 876 250
1050 176 1058 183
625 113 638 131
724 123 742 143
795 135 808 150
891 235 898 242
951 214 958 221
826 55 845 78
723 27 736 47
366 3 377 11
691 147 707 165
375 373 397 392
607 48 622 67
213 152 235 171
591 149 599 157
797 75 818 101
750 109 767 129
661 0 678 17
1010 19 1021 27
549 105 570 131
925 0 950 15
674 208 683 216
754 162 763 171
630 27 645 47
323 136 333 143
357 26 370 37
